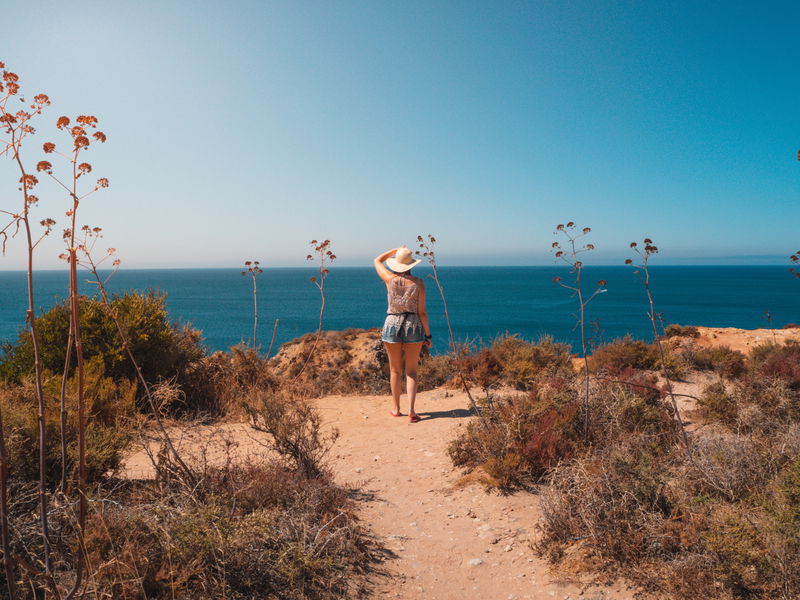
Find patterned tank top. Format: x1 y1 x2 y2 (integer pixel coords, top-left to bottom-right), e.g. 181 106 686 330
386 276 419 314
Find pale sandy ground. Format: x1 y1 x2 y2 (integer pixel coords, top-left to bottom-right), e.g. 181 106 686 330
694 325 800 354
124 389 636 600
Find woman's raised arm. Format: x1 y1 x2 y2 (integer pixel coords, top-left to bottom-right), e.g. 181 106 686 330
373 247 398 282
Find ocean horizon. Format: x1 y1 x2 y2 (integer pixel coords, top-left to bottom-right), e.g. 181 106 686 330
1 265 797 355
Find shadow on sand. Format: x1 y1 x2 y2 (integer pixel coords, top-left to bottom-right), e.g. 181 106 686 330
417 407 474 421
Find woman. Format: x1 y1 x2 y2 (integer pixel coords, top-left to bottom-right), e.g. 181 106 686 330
373 246 432 423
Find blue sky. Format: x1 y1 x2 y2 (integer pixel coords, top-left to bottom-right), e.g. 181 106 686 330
1 0 797 269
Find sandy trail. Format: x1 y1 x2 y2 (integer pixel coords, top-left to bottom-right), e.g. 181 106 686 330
125 389 634 600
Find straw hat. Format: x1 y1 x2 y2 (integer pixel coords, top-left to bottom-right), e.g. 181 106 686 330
385 246 421 273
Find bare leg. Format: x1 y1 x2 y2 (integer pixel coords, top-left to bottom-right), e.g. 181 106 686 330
404 342 423 419
384 342 403 415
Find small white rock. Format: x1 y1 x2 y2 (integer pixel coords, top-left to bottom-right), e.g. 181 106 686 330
468 558 483 566
504 544 513 552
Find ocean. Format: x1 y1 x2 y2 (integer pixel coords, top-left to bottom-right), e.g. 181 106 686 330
0 266 797 355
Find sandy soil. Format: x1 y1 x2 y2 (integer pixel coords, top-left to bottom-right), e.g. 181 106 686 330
124 389 636 600
693 325 800 354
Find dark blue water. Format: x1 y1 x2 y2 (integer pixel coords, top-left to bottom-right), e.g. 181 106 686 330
0 266 797 355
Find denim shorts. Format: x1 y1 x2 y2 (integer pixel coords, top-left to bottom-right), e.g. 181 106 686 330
381 313 425 344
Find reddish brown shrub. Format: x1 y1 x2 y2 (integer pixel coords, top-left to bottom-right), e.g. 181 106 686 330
591 336 659 375
752 341 800 388
663 324 700 338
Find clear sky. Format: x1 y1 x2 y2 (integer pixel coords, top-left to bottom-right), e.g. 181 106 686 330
1 0 798 269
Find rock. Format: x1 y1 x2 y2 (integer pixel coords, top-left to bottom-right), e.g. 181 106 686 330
504 544 513 552
468 558 483 566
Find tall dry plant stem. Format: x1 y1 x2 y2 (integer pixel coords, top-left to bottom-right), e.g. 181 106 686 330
76 228 196 487
416 235 488 430
0 411 15 599
40 113 109 599
267 318 279 358
551 222 606 439
791 250 800 279
0 62 56 591
295 240 336 377
626 239 691 453
241 260 263 347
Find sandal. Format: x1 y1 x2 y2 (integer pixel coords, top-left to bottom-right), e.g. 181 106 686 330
409 414 421 423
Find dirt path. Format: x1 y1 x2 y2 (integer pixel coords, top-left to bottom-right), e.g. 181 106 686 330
318 389 634 600
125 389 635 600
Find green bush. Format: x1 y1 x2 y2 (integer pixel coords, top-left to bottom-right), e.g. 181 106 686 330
0 359 137 489
0 291 205 388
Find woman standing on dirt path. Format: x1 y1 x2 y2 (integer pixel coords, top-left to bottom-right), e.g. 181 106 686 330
374 246 432 423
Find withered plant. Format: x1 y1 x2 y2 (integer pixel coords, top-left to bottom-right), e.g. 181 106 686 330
296 239 336 377
0 410 13 599
240 259 278 357
241 260 263 347
0 60 56 594
551 222 606 438
790 250 799 278
75 226 195 487
626 238 691 451
416 234 487 429
38 112 108 597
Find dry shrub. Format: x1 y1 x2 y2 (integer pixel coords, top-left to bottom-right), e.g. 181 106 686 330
80 459 374 599
1 417 375 598
686 345 746 379
735 376 800 430
696 382 738 424
448 382 581 490
448 371 678 492
460 347 503 392
663 324 700 338
535 366 800 599
417 352 454 390
592 335 686 380
537 436 675 563
179 344 279 418
751 341 800 388
682 432 768 502
604 366 662 403
245 387 339 479
459 334 573 391
590 336 659 375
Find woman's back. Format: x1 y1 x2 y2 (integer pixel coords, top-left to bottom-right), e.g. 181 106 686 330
387 276 420 314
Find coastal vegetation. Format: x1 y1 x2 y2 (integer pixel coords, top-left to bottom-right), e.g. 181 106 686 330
444 227 800 599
